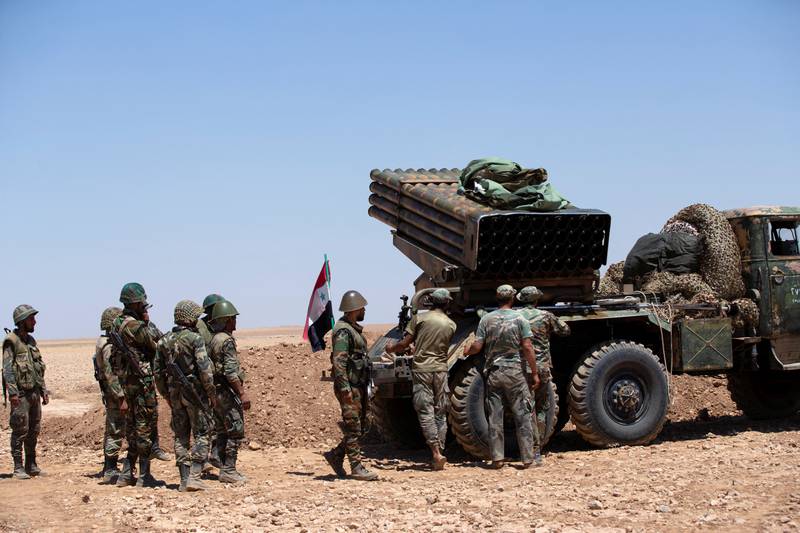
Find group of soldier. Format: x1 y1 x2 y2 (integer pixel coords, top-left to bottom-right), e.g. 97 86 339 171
323 283 569 480
2 283 251 492
4 280 568 486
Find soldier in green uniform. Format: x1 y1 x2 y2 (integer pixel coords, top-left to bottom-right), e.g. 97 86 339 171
110 282 165 488
464 285 541 469
94 306 126 483
2 305 49 479
386 288 456 470
206 300 251 484
197 293 225 471
154 300 217 492
322 290 378 481
517 286 570 449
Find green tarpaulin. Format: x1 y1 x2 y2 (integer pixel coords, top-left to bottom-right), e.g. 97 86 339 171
458 157 573 211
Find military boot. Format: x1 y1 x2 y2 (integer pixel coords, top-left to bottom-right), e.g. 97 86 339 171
12 456 30 480
177 464 190 492
186 461 208 492
349 462 378 481
218 446 246 484
135 458 162 488
323 446 346 477
116 456 137 487
101 455 119 483
24 451 42 476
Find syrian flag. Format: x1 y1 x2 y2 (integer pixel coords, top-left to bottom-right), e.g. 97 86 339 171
302 257 335 352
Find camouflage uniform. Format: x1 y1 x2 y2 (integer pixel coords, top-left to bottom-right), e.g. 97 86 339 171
207 330 246 475
330 317 370 469
154 304 216 491
3 327 46 477
475 308 536 463
95 335 126 460
110 312 162 483
518 306 570 444
405 308 456 450
196 317 213 346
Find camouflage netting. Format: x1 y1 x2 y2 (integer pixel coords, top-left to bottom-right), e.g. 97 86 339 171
596 204 758 330
662 204 746 301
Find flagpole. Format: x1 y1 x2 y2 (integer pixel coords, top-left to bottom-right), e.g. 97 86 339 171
324 254 335 330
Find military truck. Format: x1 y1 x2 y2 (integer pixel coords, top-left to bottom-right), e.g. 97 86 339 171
366 168 800 456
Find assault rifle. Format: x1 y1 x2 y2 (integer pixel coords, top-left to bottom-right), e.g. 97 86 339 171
217 377 243 410
166 359 208 410
108 329 146 378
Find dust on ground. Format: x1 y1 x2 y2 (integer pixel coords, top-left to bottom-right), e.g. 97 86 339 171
1 326 799 532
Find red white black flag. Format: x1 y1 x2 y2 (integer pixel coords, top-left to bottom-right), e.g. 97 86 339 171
302 257 334 352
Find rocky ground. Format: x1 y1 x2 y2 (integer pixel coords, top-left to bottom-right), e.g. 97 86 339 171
1 326 799 533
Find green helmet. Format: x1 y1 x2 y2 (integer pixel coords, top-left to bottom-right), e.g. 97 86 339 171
211 300 240 322
339 290 368 313
100 306 123 330
496 284 517 300
120 282 148 305
202 293 225 311
174 300 203 326
13 304 38 325
430 288 452 305
517 286 543 304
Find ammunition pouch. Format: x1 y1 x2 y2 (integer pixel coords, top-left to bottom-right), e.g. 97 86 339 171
347 351 369 387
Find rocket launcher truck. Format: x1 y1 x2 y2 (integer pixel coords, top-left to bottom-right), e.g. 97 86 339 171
367 168 800 455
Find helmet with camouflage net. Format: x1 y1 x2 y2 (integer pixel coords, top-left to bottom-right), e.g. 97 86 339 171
119 282 148 305
202 293 225 312
100 307 123 330
174 300 203 326
517 286 544 304
211 300 239 322
496 284 517 300
430 288 453 305
339 290 368 313
13 304 38 325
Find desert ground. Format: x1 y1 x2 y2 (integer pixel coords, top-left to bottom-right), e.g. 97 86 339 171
1 326 799 533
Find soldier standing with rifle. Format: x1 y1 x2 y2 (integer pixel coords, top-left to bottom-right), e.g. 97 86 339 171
154 300 217 492
322 290 378 481
110 282 164 488
3 305 49 479
463 285 541 469
517 286 570 452
206 300 250 484
385 288 456 471
94 306 126 482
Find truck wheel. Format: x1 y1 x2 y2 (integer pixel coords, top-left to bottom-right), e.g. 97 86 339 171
369 395 425 446
448 358 560 459
569 341 669 447
727 371 800 419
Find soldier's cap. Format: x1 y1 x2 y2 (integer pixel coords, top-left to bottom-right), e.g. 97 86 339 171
517 286 544 303
13 304 38 325
496 284 517 299
430 288 452 305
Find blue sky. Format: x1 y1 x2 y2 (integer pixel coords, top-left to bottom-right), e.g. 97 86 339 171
1 1 798 339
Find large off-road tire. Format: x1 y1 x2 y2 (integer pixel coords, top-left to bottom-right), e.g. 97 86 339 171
727 371 800 420
369 395 425 447
449 357 560 459
569 341 669 447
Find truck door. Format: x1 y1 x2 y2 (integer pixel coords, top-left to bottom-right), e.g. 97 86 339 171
766 218 800 367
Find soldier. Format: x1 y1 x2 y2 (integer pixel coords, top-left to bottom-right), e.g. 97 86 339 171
2 305 49 479
517 286 570 450
385 288 455 470
322 290 378 481
206 300 250 483
154 300 217 492
110 282 164 488
463 285 541 469
198 293 225 471
94 306 126 482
